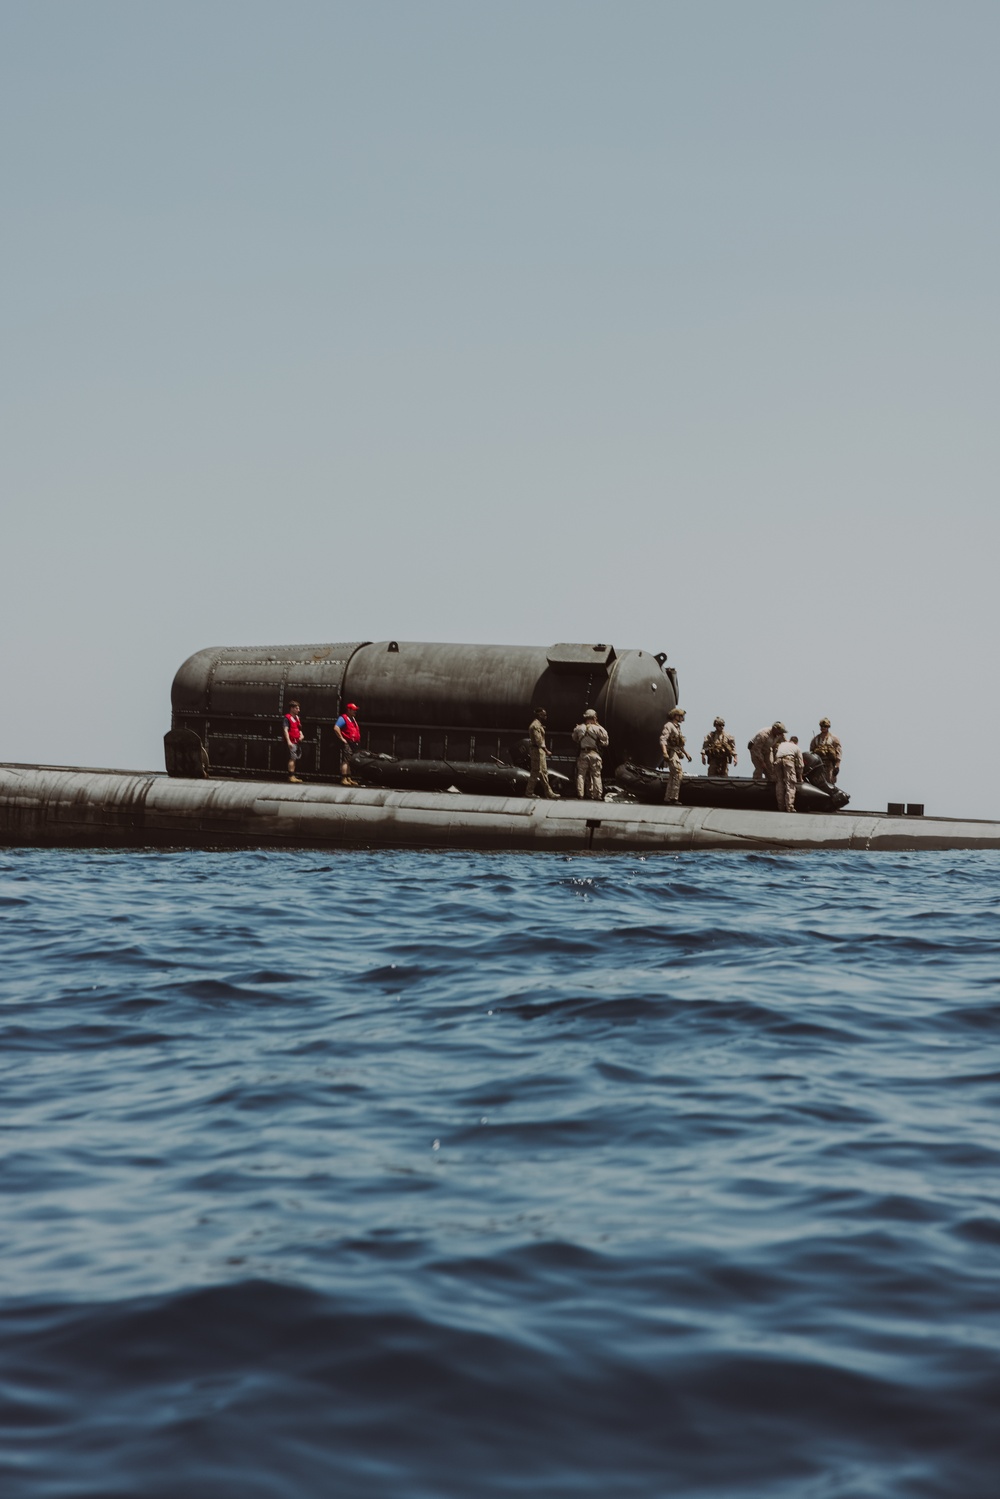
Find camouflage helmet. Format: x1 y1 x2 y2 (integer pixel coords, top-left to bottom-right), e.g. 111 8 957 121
772 721 786 733
713 716 725 727
583 708 598 720
668 706 686 719
819 717 831 727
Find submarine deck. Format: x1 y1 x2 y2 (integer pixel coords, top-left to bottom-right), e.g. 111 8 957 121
2 764 999 852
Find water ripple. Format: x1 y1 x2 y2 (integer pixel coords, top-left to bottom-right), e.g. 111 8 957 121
1 847 999 1496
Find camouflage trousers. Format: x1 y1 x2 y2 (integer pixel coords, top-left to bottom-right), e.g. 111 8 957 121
526 748 557 799
775 759 801 812
820 761 840 783
705 757 730 778
576 751 603 801
662 753 684 803
751 750 775 782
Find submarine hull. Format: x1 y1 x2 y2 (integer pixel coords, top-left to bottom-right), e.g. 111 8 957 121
3 765 999 853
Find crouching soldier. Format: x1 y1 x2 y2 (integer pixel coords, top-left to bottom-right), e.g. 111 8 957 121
572 708 609 801
749 721 786 782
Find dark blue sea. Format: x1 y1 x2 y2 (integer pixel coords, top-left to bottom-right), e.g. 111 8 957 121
1 848 999 1498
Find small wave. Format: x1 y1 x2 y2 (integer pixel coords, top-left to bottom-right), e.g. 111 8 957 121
3 848 1000 1496
169 978 278 1004
2 1275 998 1497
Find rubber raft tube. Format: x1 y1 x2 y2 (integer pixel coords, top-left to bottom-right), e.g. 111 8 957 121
349 751 533 796
614 761 850 814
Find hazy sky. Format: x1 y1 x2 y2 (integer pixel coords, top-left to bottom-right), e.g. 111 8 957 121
3 2 998 817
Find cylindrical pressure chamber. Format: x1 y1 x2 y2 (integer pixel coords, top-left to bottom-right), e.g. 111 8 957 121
168 640 678 781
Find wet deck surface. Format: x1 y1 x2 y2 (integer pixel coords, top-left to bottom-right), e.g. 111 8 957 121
2 765 999 852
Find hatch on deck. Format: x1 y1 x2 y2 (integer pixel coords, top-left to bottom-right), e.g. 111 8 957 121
546 644 617 671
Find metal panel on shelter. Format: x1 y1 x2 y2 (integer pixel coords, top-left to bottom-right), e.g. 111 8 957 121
546 644 617 671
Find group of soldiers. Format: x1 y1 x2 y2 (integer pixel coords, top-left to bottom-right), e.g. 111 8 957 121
525 704 843 813
525 707 610 801
660 711 842 812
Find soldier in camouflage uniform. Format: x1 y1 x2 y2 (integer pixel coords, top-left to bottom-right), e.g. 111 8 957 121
659 707 693 804
809 718 842 783
701 717 737 777
525 707 558 799
572 708 609 800
774 734 804 812
749 721 786 782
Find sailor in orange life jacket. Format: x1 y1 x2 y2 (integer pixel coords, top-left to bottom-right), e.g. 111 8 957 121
334 703 361 787
282 700 304 784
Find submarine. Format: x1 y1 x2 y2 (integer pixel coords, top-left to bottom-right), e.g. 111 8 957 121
162 637 847 812
4 636 1000 852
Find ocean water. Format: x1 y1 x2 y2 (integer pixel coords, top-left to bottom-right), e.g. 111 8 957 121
1 847 999 1499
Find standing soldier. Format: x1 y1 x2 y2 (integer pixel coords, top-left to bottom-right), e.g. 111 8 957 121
572 708 609 801
701 717 738 777
810 718 843 783
525 707 558 799
659 707 693 804
774 734 805 812
748 721 786 782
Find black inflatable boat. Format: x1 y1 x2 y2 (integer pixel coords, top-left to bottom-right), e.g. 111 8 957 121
350 750 536 797
614 755 849 814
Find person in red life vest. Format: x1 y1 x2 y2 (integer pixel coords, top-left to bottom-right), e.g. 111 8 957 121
282 700 304 783
334 703 361 786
